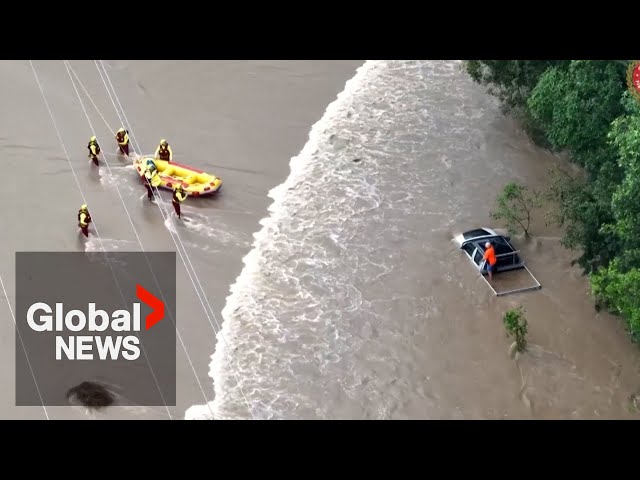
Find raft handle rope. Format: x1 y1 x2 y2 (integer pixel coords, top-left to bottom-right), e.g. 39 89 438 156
61 60 218 420
29 60 172 420
66 60 256 419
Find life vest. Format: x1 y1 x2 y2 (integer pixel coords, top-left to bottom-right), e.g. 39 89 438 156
116 131 128 144
87 140 100 155
78 210 90 227
173 189 187 203
145 169 161 187
158 145 170 161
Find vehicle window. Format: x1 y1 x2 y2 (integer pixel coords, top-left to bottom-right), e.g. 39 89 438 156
462 243 475 256
492 237 514 255
473 250 483 265
497 254 514 267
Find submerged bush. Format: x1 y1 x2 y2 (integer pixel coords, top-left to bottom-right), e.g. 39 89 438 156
503 306 528 353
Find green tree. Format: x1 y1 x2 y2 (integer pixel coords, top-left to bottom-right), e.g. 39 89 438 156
606 97 640 270
526 61 627 272
503 307 528 353
465 60 569 113
591 262 640 342
544 165 621 272
527 60 626 173
491 182 541 237
465 60 571 146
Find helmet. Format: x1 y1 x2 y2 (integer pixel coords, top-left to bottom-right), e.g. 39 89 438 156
117 127 125 134
160 139 167 146
80 204 88 211
90 136 96 142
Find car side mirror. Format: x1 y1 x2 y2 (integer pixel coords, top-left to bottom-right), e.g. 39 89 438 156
505 236 511 241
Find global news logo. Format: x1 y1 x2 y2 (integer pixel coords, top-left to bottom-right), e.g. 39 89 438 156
25 284 164 361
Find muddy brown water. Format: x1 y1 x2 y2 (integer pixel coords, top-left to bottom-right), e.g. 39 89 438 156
0 60 638 419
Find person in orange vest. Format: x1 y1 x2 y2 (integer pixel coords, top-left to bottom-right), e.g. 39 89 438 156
155 139 173 162
483 241 497 281
78 204 92 237
172 184 188 219
115 128 130 156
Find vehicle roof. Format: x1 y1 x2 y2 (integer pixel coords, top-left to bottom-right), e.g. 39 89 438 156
462 228 495 240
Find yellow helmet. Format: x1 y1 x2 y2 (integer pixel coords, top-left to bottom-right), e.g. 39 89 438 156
80 204 88 211
90 136 96 142
160 139 167 146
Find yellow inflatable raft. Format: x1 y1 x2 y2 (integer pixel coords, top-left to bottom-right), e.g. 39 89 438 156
135 157 222 197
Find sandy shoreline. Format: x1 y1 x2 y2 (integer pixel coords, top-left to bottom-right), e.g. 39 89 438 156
0 60 363 419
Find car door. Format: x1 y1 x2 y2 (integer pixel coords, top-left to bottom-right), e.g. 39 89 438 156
462 242 475 259
473 248 485 269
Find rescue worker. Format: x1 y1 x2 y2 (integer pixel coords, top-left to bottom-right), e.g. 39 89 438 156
155 138 173 162
143 164 160 201
87 136 100 166
115 128 130 156
483 241 497 281
172 183 188 219
78 204 92 237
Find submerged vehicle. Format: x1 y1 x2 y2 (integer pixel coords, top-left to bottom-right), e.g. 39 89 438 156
454 228 525 275
134 157 222 197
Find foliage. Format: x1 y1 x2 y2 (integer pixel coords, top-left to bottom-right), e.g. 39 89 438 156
464 61 570 113
591 262 640 342
503 307 528 353
466 59 640 344
491 182 542 236
544 165 620 272
464 61 571 147
527 61 626 172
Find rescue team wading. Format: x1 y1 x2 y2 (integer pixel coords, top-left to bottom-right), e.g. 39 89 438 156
25 284 164 361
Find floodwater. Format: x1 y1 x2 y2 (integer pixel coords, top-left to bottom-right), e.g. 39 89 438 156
0 60 638 419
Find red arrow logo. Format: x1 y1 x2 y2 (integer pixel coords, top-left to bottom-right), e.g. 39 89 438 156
136 284 164 330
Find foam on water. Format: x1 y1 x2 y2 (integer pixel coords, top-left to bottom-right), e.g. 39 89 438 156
163 212 252 250
99 162 137 191
85 237 139 252
189 60 486 420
